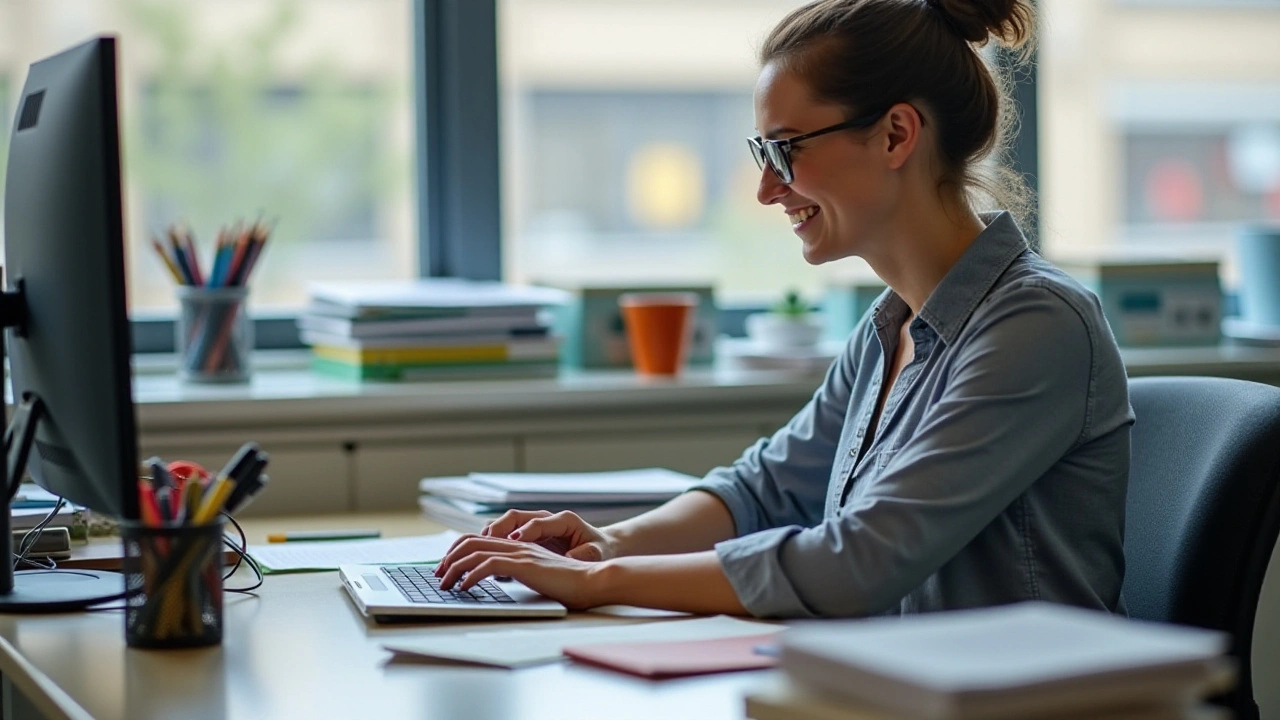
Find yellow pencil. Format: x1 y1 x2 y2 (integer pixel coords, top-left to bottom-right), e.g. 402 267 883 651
150 237 185 284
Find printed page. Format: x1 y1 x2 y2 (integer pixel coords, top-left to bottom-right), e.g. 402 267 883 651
247 531 461 573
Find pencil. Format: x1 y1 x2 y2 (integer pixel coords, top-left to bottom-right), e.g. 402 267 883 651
226 232 250 287
236 223 271 285
150 238 185 285
168 230 195 285
179 227 204 286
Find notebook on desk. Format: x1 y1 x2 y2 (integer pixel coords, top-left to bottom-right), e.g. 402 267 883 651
339 564 567 621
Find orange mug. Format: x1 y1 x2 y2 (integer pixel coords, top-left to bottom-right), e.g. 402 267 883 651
618 292 699 376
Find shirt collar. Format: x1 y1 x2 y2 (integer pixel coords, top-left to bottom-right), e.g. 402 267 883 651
872 211 1029 345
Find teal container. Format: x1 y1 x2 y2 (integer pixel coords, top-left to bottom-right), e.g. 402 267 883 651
1236 225 1280 327
550 284 717 369
822 281 887 342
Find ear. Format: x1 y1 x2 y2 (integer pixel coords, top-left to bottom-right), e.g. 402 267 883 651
881 102 923 171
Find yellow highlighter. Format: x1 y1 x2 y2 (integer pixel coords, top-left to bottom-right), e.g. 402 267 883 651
193 475 235 525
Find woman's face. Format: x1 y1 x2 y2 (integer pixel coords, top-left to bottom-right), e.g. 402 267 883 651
753 61 893 265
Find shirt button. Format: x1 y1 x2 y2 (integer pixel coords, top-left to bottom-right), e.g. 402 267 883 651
849 448 856 457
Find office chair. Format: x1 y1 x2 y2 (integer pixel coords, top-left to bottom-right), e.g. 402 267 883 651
1123 376 1280 720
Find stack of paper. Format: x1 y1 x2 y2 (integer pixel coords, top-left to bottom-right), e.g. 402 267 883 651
11 505 80 531
747 602 1234 720
298 279 571 381
418 468 699 533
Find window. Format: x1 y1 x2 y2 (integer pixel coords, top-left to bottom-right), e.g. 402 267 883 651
0 0 416 315
499 0 878 304
1039 0 1280 289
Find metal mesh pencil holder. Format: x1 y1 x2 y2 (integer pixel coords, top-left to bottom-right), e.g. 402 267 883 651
121 520 225 649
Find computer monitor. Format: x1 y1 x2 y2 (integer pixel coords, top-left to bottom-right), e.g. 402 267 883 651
0 36 137 610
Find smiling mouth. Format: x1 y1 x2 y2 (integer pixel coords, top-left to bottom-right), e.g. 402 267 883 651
788 206 819 228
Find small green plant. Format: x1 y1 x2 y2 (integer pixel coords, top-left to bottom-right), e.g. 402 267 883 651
772 290 809 318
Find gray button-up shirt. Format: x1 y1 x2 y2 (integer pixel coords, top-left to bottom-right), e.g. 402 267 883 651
694 212 1134 619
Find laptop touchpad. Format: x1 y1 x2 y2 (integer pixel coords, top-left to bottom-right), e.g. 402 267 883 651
363 574 388 592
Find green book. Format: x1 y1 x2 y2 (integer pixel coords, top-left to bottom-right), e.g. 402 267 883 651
311 356 560 382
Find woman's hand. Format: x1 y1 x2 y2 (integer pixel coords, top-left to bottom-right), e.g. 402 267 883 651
433 535 605 610
480 510 617 562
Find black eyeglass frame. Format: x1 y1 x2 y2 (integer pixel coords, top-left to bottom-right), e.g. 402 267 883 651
747 109 888 185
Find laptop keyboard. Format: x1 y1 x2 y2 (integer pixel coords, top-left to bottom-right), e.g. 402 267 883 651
382 565 516 605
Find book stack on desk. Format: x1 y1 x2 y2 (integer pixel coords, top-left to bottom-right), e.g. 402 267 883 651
298 279 572 381
418 468 699 533
746 602 1234 720
12 483 82 532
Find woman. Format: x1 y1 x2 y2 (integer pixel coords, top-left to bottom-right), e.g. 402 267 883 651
435 0 1134 619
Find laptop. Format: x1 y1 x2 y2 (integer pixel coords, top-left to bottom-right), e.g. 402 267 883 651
339 564 568 620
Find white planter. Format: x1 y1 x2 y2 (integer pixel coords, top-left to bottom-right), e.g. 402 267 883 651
745 312 824 349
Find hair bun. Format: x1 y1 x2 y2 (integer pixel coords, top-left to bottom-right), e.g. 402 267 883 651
930 0 1035 48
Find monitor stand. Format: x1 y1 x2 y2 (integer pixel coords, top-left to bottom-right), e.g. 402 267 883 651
0 281 125 612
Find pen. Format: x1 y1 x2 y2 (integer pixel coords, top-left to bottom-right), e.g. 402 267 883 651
219 441 260 482
227 474 268 515
223 454 268 514
266 529 381 543
146 456 173 490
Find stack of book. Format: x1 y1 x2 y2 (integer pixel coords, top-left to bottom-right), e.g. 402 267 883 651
12 483 82 532
418 469 700 533
746 602 1235 720
298 279 572 381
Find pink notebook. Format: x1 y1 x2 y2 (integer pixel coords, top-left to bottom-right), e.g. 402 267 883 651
563 633 779 679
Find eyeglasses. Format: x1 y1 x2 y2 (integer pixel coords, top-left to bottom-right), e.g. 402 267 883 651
747 110 887 185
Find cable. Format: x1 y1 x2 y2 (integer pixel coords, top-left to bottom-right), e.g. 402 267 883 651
221 512 262 594
9 462 265 613
12 497 67 570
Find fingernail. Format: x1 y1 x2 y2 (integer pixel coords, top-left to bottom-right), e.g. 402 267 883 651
510 531 521 540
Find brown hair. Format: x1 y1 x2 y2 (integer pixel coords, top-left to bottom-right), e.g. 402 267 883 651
760 0 1037 242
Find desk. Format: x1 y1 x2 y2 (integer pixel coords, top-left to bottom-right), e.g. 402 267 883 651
0 514 766 720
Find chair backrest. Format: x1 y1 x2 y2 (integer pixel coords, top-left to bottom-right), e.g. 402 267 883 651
1124 376 1280 720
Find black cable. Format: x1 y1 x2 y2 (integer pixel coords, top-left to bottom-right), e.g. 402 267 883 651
220 513 247 579
12 497 67 569
86 516 263 612
10 456 266 613
13 554 55 570
221 512 263 594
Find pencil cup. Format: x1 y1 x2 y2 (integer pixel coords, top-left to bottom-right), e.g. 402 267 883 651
177 285 252 383
122 520 225 649
618 292 699 376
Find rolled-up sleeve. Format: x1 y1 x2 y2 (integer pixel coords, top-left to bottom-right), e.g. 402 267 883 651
689 326 864 536
715 285 1094 618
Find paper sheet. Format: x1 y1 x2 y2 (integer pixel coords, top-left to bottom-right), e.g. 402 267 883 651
247 531 461 573
587 605 692 619
382 614 782 668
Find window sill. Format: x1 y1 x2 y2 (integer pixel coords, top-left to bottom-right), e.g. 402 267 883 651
127 341 1280 434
